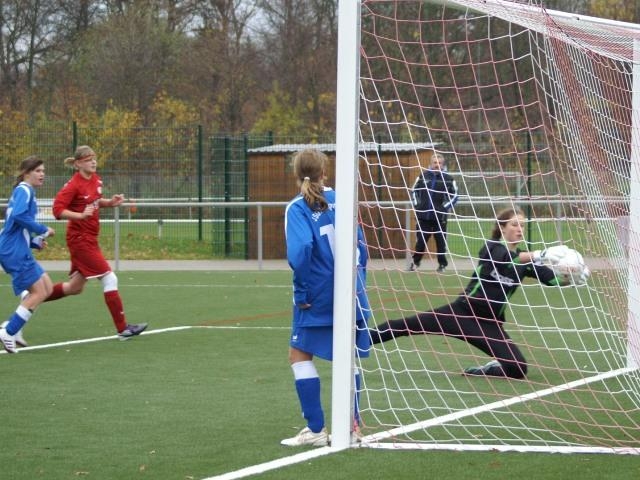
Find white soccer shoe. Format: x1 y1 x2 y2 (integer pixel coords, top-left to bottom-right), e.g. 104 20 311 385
0 321 27 348
0 327 18 354
281 427 329 447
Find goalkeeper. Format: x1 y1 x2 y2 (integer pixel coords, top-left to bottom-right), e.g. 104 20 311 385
369 207 588 379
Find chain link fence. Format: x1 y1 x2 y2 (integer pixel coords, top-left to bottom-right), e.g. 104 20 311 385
1 123 582 259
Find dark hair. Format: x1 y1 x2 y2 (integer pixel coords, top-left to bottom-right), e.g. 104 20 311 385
490 207 524 240
293 149 328 211
15 156 44 188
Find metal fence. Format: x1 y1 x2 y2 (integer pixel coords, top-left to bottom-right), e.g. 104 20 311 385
1 124 611 260
0 199 620 268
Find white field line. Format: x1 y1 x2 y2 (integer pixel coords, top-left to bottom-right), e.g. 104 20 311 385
361 366 639 444
202 366 640 479
201 447 336 480
4 323 638 478
122 284 290 288
362 443 640 454
0 325 287 354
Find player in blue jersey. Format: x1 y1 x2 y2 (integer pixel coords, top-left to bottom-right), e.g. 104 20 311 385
0 156 55 353
281 149 371 447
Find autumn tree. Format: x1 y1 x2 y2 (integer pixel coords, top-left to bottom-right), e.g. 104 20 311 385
0 0 60 111
178 0 258 131
71 6 185 119
254 0 338 136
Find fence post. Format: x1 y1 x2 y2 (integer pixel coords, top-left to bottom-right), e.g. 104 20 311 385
244 134 249 260
526 131 533 245
224 136 231 257
114 206 120 272
72 121 78 150
257 204 263 270
198 125 203 241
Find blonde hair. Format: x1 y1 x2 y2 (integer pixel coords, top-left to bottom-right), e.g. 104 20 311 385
64 145 95 168
293 149 328 212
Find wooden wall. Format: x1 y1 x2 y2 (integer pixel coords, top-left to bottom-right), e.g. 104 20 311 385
247 149 435 259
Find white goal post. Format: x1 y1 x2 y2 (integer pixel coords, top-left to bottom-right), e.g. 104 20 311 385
332 0 640 454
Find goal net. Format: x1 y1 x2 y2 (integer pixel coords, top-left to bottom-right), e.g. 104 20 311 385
348 0 640 453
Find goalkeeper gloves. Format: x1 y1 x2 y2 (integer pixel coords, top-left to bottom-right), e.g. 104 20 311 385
573 265 591 286
532 245 571 265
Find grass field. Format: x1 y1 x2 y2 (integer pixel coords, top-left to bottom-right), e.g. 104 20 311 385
1 269 639 479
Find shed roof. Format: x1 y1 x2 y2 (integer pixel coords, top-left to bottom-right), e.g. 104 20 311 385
248 142 440 154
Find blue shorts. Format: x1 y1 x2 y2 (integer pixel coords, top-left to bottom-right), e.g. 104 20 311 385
0 255 45 296
289 322 371 361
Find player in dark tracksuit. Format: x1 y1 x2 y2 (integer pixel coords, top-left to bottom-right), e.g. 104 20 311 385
409 153 458 272
371 208 570 379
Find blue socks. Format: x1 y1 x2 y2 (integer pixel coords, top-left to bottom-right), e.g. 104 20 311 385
292 360 324 433
354 370 362 426
5 305 31 335
295 377 324 433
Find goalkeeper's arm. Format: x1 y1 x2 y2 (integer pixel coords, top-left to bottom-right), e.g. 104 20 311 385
522 246 590 286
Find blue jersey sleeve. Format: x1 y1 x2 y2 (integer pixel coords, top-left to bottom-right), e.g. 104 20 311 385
355 225 371 321
8 185 47 236
286 200 314 305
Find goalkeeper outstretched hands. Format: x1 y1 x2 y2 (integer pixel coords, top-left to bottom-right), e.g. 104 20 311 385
532 245 589 286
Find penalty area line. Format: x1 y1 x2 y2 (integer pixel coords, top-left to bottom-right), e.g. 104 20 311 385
0 325 287 354
0 326 193 353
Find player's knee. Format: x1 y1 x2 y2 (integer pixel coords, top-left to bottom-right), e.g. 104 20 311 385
101 272 118 292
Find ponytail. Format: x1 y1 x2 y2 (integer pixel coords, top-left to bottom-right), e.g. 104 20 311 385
293 150 329 212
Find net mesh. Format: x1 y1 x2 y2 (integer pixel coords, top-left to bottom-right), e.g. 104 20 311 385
356 0 640 452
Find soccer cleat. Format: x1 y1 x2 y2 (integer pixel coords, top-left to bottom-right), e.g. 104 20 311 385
437 265 446 273
0 321 27 348
0 327 18 354
281 427 329 447
118 323 148 341
407 262 419 272
464 360 502 376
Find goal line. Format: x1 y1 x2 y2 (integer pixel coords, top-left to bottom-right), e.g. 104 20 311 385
360 366 640 454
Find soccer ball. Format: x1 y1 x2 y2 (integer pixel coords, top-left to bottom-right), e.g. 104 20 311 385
550 248 589 285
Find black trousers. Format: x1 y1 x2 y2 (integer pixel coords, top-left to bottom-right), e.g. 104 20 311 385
413 217 448 267
369 298 528 379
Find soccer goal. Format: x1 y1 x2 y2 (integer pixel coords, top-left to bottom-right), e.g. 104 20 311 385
332 0 640 454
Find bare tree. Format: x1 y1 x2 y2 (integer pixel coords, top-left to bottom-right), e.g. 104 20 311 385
0 0 59 110
72 6 185 117
181 0 258 131
255 0 337 135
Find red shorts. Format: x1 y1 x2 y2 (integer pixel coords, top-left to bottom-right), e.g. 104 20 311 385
67 235 111 279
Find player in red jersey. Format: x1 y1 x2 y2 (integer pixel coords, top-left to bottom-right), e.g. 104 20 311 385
31 145 147 340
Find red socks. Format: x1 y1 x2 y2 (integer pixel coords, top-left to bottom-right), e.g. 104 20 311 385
45 283 66 302
104 291 127 333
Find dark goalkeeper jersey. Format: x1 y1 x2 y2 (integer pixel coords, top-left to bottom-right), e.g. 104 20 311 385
461 240 559 321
